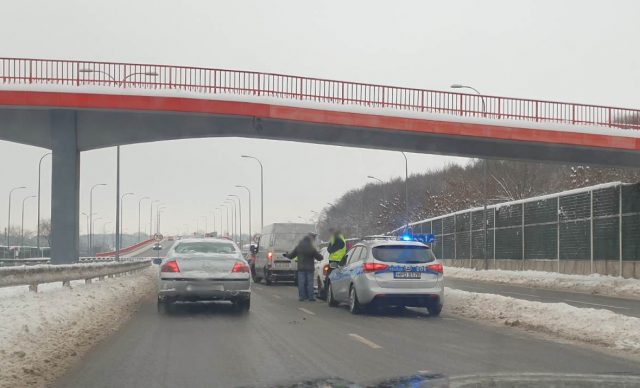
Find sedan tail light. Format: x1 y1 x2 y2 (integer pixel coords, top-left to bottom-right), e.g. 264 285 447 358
427 263 443 274
232 262 250 273
363 262 389 272
161 260 180 273
267 251 273 261
322 264 330 276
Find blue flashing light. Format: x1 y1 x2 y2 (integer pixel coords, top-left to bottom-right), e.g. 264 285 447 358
401 233 412 241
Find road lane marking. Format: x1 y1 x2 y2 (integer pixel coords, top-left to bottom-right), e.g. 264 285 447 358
348 333 382 349
298 307 315 315
442 317 457 321
563 299 630 310
273 294 282 299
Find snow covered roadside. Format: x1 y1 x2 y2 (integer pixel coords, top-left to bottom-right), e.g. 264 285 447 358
445 266 640 300
0 267 156 388
444 287 640 355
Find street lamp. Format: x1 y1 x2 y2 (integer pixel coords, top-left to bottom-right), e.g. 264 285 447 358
228 194 242 248
225 199 237 243
138 196 150 242
157 207 167 234
221 203 231 239
241 155 264 231
91 217 103 250
200 215 207 235
89 183 107 255
21 195 36 248
235 185 252 245
81 212 90 251
215 208 222 237
6 186 26 248
150 200 160 237
451 84 489 269
119 192 134 248
367 175 387 207
37 152 51 251
103 221 112 249
400 152 409 232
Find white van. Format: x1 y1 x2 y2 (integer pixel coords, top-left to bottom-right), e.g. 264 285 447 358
253 223 316 285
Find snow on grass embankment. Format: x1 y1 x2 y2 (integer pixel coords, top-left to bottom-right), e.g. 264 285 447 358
0 267 156 388
445 266 640 300
445 287 640 355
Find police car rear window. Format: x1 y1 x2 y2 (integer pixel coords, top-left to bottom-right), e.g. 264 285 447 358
372 245 435 263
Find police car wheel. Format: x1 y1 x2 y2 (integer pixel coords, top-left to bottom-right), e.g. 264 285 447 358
349 286 363 314
327 283 339 307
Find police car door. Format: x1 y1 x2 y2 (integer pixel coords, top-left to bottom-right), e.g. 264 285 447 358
334 246 362 301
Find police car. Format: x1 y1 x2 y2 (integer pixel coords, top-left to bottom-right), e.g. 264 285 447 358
325 236 444 315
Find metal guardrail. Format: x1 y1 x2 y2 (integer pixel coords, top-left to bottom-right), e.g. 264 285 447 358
0 256 152 267
1 57 638 130
0 260 151 291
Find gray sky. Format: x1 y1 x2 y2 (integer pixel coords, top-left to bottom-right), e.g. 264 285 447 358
1 0 638 238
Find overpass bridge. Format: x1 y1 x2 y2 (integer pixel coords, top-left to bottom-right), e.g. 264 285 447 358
1 58 639 263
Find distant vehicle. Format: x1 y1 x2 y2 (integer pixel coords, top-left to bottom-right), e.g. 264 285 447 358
326 239 444 315
253 223 316 285
152 243 163 251
167 236 174 241
155 237 251 313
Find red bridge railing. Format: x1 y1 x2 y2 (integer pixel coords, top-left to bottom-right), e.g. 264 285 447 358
1 57 638 130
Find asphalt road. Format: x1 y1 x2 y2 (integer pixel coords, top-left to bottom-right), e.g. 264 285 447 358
55 279 640 388
133 239 174 258
446 278 640 318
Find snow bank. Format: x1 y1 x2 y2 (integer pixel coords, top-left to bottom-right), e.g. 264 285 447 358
445 266 640 300
444 287 640 355
0 268 156 388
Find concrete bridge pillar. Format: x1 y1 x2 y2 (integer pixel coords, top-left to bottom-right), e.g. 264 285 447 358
50 110 80 264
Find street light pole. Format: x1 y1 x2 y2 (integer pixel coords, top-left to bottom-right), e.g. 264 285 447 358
21 195 36 248
103 221 112 249
7 186 26 248
225 199 237 243
37 152 51 251
119 192 134 250
400 152 409 232
241 155 263 231
137 196 150 242
157 207 166 234
451 84 488 269
235 185 252 244
81 211 89 244
150 200 160 238
228 195 242 248
89 183 107 255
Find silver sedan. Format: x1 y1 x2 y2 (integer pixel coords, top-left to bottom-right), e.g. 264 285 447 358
155 238 251 313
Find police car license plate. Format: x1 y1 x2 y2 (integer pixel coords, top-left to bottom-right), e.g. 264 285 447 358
394 272 421 279
274 262 289 269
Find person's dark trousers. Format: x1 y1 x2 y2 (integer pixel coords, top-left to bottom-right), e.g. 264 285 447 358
297 271 315 301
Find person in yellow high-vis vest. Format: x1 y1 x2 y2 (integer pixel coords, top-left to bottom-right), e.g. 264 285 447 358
327 228 347 264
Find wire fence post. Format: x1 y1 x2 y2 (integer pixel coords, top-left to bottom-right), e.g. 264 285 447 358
619 185 623 277
590 190 594 274
557 196 561 273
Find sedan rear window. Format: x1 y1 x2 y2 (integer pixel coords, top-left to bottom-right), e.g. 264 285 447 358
372 245 435 263
174 242 237 254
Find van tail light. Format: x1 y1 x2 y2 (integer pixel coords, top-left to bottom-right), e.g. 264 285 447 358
232 262 250 273
161 260 180 273
267 252 273 262
427 263 443 274
363 262 389 273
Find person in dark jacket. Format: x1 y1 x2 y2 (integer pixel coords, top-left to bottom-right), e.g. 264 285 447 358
284 233 323 301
